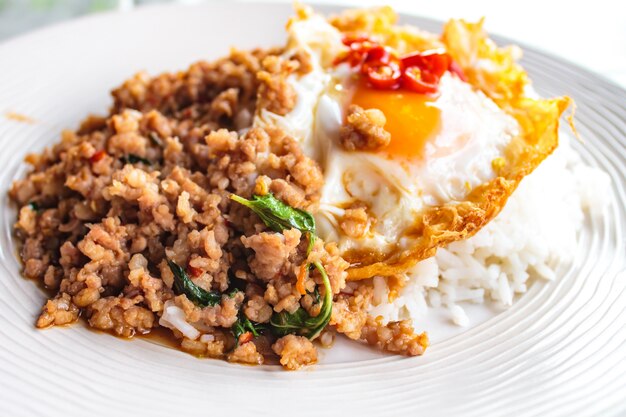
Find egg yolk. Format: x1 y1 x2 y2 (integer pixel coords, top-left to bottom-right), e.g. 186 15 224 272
350 81 441 160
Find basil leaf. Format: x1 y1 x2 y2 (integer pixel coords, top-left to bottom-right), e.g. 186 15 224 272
28 201 40 211
231 320 246 343
232 193 332 340
269 308 309 337
269 261 332 340
306 232 316 257
227 288 243 298
167 260 221 307
230 193 315 236
302 261 333 339
120 154 151 165
231 312 265 347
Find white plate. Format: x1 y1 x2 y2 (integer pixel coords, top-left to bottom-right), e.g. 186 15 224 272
0 3 624 416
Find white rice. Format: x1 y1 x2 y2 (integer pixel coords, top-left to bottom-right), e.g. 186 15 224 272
369 136 611 327
159 301 200 340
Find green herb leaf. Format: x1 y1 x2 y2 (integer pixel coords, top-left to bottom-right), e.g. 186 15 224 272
120 154 152 165
227 288 243 298
302 261 333 339
269 308 309 337
28 201 40 211
230 193 316 237
231 312 265 347
167 260 221 307
269 261 332 340
231 193 332 340
306 232 316 257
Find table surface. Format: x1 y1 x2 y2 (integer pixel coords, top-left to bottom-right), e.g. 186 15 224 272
1 0 625 88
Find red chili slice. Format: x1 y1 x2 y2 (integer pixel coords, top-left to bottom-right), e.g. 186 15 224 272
89 150 107 163
423 51 451 78
364 45 392 64
401 50 450 79
400 52 424 68
338 36 452 94
363 60 402 89
188 265 203 278
338 36 395 68
401 66 440 94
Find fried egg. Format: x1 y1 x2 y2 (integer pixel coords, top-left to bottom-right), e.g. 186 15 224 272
255 8 569 279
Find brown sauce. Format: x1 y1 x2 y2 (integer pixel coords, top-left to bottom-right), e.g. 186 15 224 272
138 325 181 350
81 314 284 365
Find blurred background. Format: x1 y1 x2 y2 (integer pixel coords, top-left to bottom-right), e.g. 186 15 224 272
0 0 624 87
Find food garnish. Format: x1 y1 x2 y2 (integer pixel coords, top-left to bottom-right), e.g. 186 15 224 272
230 193 317 254
121 154 152 165
269 261 332 340
232 193 332 340
335 35 464 94
231 312 265 347
167 260 221 307
230 193 316 237
89 149 107 163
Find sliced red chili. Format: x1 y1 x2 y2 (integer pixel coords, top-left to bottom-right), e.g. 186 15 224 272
423 51 451 78
364 45 392 64
363 60 402 89
349 51 368 67
420 70 439 84
448 60 468 82
401 66 440 94
188 265 203 278
400 52 424 68
337 36 453 94
401 50 450 79
89 150 106 163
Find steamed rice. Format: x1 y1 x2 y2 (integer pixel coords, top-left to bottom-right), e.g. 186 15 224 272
369 136 611 327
